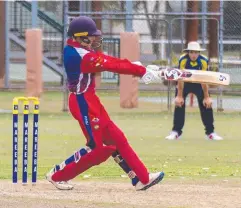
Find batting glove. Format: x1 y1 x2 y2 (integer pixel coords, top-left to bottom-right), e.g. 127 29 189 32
141 65 162 84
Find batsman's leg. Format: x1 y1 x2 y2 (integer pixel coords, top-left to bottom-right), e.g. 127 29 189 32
46 145 116 190
46 93 115 190
112 151 140 186
103 121 164 191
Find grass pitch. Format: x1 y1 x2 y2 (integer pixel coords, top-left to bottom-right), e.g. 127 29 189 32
0 91 241 208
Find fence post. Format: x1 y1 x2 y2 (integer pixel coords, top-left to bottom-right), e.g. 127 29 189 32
126 0 133 32
217 0 224 112
119 1 139 109
31 1 38 28
5 1 9 88
119 32 139 108
202 0 207 47
62 0 69 112
180 1 185 49
0 1 9 88
168 21 173 113
0 2 6 88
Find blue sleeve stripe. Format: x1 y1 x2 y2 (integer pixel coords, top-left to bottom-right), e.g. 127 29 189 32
76 94 96 149
63 46 82 80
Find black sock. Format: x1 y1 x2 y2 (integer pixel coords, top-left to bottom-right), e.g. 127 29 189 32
112 151 139 186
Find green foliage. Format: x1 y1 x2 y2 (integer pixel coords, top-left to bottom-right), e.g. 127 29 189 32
151 52 179 67
152 59 168 66
209 62 219 72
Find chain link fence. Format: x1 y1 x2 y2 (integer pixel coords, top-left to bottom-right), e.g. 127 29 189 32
222 1 241 83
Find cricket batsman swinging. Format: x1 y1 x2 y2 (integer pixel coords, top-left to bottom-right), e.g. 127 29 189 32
46 16 165 191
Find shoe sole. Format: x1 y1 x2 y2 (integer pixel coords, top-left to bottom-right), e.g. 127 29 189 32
165 136 181 140
46 175 74 190
138 172 165 191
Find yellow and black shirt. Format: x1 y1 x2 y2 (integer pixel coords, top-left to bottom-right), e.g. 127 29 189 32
178 53 208 71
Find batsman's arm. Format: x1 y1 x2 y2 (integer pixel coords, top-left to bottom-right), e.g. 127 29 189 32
81 52 146 77
200 59 210 98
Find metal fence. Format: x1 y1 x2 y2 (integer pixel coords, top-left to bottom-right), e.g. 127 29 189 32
101 38 120 84
3 0 241 112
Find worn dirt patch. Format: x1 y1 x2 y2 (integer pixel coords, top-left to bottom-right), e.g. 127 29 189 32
0 180 241 208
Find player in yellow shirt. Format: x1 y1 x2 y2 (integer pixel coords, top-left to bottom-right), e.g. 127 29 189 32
165 41 223 140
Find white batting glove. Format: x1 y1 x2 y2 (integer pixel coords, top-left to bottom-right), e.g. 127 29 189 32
141 65 162 84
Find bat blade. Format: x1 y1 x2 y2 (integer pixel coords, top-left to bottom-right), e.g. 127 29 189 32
163 68 230 86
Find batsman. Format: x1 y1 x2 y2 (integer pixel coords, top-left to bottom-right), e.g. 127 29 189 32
46 16 164 190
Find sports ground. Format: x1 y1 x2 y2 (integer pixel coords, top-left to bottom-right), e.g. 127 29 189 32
0 91 241 208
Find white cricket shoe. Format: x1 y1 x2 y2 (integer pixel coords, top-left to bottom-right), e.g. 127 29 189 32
46 167 74 190
165 131 180 140
135 172 164 191
206 132 223 141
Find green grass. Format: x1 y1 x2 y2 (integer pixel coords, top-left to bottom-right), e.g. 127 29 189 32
0 91 240 182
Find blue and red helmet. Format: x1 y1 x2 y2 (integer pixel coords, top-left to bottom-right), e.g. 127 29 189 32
67 16 101 37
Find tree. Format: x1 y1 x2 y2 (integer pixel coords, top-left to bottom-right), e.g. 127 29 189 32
102 1 165 60
102 1 125 27
186 1 198 46
135 1 164 60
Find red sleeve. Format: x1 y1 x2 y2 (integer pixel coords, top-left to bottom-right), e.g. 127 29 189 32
81 51 146 77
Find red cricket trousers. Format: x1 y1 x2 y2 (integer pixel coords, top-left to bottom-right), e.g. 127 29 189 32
52 92 149 184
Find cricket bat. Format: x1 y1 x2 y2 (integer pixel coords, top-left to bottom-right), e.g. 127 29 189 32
161 68 230 86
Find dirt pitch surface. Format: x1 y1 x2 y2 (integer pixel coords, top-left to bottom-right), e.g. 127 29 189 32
0 180 241 208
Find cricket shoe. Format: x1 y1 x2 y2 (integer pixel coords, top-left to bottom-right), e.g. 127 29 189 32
206 132 223 141
165 131 181 140
46 167 74 190
135 172 164 191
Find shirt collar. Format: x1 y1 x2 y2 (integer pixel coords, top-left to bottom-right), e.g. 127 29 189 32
67 39 92 51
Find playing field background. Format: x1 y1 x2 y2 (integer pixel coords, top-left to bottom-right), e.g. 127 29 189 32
0 91 240 182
